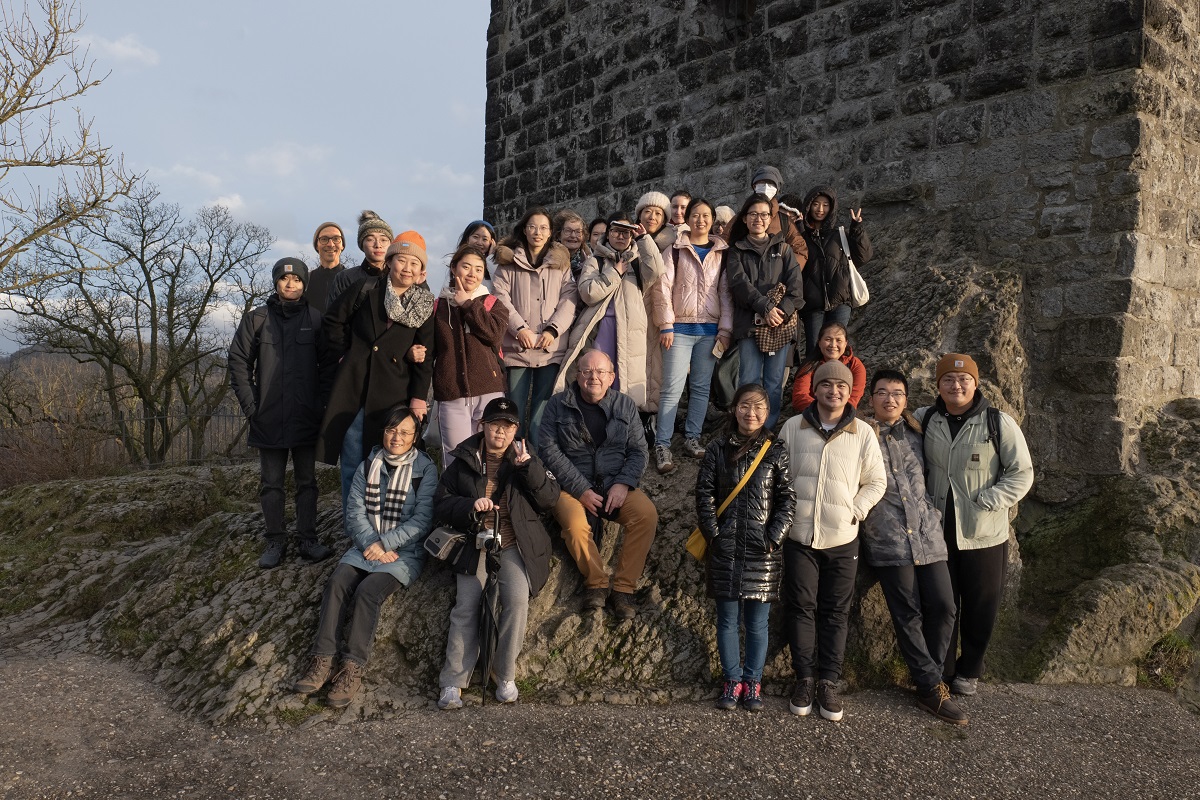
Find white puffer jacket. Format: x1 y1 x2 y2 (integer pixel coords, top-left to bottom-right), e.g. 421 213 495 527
778 408 887 549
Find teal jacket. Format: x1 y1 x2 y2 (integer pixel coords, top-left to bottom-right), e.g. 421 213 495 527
918 396 1033 551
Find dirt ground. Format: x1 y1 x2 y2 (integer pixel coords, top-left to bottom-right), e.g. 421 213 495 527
3 652 1200 799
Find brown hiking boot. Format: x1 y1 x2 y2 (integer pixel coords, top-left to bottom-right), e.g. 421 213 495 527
582 587 609 610
292 655 334 694
918 682 969 725
326 660 364 708
609 591 637 620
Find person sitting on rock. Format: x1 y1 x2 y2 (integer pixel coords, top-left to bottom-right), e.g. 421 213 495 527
292 404 437 709
791 321 867 411
541 349 658 620
227 257 335 569
918 353 1033 698
778 360 886 722
861 369 966 726
435 397 560 709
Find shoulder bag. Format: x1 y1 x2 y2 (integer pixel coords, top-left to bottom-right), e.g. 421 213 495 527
686 438 775 561
839 226 869 308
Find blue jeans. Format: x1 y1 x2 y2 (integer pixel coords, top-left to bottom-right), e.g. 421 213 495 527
715 598 772 682
506 365 559 450
340 408 365 525
655 332 717 446
801 304 851 359
737 337 791 429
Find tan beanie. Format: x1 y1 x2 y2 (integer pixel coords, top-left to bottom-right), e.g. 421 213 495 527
813 359 854 388
935 353 980 383
312 221 345 252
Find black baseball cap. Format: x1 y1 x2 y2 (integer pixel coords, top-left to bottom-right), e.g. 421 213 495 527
481 397 520 425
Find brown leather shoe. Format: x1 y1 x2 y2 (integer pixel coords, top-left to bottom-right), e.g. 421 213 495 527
582 587 609 610
609 591 637 620
918 682 969 725
326 660 364 708
292 655 334 694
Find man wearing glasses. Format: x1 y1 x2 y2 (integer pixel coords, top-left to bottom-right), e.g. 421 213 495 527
919 353 1033 698
306 221 347 314
540 349 658 620
861 369 966 725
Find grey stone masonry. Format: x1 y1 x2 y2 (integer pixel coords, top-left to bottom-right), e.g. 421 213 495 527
485 0 1200 481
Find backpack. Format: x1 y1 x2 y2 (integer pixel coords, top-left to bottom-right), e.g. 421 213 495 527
922 404 1004 470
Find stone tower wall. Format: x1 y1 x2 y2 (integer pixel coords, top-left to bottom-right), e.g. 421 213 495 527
484 0 1200 485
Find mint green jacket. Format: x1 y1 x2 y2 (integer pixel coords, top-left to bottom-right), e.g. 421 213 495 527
918 400 1034 551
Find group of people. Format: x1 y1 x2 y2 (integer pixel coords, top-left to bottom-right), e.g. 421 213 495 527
225 164 1033 724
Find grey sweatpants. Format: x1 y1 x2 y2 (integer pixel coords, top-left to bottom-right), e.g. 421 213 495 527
439 546 531 688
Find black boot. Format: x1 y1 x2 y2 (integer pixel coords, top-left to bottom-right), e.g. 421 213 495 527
259 535 288 569
297 535 333 562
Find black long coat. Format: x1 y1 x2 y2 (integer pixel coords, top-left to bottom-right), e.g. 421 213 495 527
434 433 561 597
316 275 435 465
695 434 795 602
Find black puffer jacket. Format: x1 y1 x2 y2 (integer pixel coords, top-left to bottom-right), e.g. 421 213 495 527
800 185 873 312
695 432 795 602
434 433 560 597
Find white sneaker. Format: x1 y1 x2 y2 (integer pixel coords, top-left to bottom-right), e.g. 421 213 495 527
437 686 462 710
495 680 519 703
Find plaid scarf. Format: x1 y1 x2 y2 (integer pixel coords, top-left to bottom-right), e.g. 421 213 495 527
365 447 419 536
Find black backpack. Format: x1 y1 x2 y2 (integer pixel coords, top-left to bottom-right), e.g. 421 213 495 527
922 405 1004 470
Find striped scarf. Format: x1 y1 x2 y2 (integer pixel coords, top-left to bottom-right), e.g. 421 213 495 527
365 447 419 536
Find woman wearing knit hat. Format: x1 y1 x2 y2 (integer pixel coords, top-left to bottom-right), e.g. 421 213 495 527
635 190 673 252
633 190 673 417
318 229 437 516
492 207 579 449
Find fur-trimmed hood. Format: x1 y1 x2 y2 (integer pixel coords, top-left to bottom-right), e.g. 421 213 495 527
494 240 571 272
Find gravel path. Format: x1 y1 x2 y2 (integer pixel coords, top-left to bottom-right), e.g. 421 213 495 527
3 653 1199 799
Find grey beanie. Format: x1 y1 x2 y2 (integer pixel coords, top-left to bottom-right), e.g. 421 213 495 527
356 210 394 250
812 359 854 388
751 165 784 190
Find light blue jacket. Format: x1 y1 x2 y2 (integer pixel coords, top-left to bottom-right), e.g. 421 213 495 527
339 447 437 585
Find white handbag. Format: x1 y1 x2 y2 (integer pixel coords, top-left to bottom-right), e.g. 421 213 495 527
839 226 869 308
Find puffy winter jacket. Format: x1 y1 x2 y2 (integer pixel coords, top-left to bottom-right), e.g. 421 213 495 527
434 433 561 596
724 232 805 339
696 433 795 602
492 242 579 369
340 447 437 585
860 414 946 567
652 233 732 334
777 404 886 549
800 185 873 312
918 394 1033 551
538 384 648 498
227 294 333 450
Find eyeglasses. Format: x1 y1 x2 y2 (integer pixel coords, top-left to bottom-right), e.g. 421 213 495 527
384 427 417 439
525 225 551 233
579 369 613 378
317 236 343 245
872 390 907 400
744 212 772 221
735 403 768 413
939 376 975 387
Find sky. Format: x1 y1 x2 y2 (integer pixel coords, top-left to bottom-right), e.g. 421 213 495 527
3 0 490 351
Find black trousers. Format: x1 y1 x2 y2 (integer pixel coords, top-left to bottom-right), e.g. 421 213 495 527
875 562 956 693
311 564 401 666
782 537 859 682
943 538 1008 680
259 445 317 538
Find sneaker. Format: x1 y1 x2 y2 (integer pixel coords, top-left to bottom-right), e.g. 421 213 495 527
437 686 463 710
742 680 764 713
296 536 333 562
655 444 675 475
917 683 969 726
258 536 287 569
609 590 637 620
582 587 609 610
816 679 844 721
950 676 978 696
292 655 334 694
683 437 705 458
495 680 519 704
789 677 813 716
326 660 364 709
714 679 743 710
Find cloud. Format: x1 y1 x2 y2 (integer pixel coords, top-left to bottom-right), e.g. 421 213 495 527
210 194 245 213
151 164 222 191
244 143 330 178
410 160 477 188
79 34 160 67
273 238 309 258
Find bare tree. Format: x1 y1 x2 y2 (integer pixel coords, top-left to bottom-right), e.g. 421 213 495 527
1 0 136 291
0 184 273 463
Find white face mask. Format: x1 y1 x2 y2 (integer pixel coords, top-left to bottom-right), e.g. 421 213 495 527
754 182 778 200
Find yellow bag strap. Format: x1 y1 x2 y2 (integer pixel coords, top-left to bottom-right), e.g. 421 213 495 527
715 438 774 518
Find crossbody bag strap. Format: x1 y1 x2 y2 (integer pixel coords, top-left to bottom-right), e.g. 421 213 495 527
716 438 774 517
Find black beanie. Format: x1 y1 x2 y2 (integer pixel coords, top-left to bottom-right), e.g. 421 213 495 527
271 257 309 288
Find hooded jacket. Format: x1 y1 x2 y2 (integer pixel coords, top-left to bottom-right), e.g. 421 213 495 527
696 432 795 602
777 404 886 549
553 235 664 411
724 231 805 339
434 433 561 596
227 294 333 450
800 185 873 312
492 242 579 369
860 413 947 567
